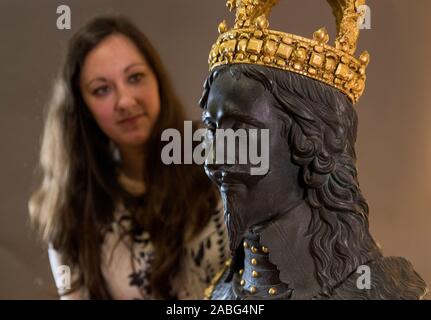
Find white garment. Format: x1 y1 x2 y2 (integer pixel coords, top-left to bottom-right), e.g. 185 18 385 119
49 173 229 300
101 200 228 299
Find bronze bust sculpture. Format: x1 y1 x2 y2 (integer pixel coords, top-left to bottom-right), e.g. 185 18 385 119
199 0 428 299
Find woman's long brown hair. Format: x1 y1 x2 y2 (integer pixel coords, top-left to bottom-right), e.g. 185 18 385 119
29 15 217 299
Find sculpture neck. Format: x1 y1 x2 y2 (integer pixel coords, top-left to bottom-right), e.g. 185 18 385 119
257 201 322 298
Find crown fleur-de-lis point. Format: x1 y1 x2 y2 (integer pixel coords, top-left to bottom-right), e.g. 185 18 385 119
313 27 330 44
255 15 269 30
218 20 228 34
227 0 236 11
355 0 366 8
359 51 370 66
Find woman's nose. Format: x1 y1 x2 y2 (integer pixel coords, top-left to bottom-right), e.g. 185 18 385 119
115 85 136 114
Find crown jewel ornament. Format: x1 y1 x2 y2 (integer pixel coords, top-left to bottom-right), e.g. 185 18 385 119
208 0 369 103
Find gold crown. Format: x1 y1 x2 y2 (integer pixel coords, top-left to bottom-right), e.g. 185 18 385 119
208 0 370 103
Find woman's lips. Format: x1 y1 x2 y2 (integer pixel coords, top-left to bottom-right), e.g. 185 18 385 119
118 113 144 124
117 114 145 128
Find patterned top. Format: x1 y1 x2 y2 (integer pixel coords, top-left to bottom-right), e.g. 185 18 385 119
49 173 229 300
101 200 228 299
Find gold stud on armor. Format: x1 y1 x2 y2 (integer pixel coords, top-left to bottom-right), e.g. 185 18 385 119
269 287 277 295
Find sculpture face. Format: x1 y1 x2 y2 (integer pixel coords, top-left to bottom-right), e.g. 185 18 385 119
202 70 304 252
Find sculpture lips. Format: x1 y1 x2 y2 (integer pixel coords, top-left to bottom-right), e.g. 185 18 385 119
211 169 249 185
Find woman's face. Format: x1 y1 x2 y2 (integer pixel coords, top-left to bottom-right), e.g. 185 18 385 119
80 34 161 148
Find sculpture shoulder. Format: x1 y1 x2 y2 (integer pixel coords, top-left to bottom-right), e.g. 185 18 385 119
206 256 429 300
331 256 429 300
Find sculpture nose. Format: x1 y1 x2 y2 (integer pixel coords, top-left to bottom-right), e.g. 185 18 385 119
204 163 225 181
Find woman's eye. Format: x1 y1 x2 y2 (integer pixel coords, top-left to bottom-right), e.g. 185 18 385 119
128 73 144 84
93 85 110 96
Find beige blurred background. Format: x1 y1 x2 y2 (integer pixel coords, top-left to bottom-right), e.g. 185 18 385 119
0 0 429 298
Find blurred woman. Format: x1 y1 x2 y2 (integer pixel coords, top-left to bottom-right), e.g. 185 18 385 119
29 15 228 299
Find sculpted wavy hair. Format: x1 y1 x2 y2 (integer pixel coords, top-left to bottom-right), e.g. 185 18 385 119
29 15 218 299
200 64 382 294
